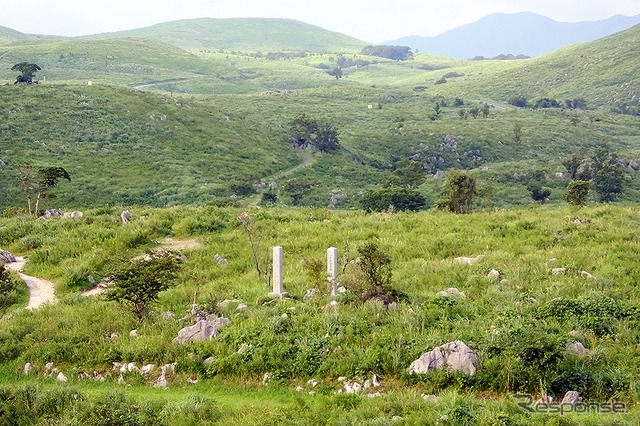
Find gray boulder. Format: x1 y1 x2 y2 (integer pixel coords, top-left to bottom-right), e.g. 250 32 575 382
565 342 589 356
42 209 62 219
121 210 132 224
0 249 16 264
408 340 477 376
304 288 320 301
562 391 581 407
173 318 230 344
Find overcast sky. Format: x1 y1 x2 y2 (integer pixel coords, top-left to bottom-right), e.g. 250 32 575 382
2 0 640 43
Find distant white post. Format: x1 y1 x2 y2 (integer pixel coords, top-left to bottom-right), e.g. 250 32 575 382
269 246 288 298
327 247 338 296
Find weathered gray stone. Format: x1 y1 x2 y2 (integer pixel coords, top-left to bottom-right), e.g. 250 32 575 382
121 210 132 224
565 342 589 356
42 209 62 219
552 267 566 275
0 249 16 264
173 318 230 344
562 391 581 407
408 340 477 376
487 269 501 279
436 288 466 298
304 288 320 301
453 255 484 265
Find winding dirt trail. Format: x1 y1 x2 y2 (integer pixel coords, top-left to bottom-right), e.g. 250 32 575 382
248 148 314 206
5 257 58 310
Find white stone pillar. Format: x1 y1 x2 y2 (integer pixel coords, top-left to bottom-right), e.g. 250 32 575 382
327 247 338 296
269 246 288 298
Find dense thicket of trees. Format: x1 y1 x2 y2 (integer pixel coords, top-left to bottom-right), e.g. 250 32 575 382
361 45 413 61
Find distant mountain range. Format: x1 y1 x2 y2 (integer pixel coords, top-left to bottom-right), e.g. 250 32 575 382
385 12 640 58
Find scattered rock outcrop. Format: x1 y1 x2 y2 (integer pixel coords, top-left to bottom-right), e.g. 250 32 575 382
565 342 589 356
121 210 132 224
408 340 477 376
173 317 230 344
453 255 484 265
562 391 581 407
436 288 466 298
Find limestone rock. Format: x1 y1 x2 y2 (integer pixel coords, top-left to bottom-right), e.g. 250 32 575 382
304 288 320 301
129 329 138 338
453 255 484 265
121 210 132 224
42 209 62 219
487 269 501 279
236 303 248 311
581 271 595 280
552 268 566 275
203 357 215 366
323 300 338 312
57 372 68 382
140 364 155 376
0 249 16 264
173 318 230 344
436 287 466 298
408 340 477 376
562 391 581 407
565 342 589 356
24 362 32 375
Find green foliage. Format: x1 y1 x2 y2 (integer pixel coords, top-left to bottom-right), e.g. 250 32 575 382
289 115 339 153
360 45 413 61
17 165 71 216
0 266 19 316
387 159 426 188
342 242 395 303
437 170 476 214
360 187 426 212
593 162 624 202
527 183 551 204
11 62 41 84
565 180 590 206
105 251 181 319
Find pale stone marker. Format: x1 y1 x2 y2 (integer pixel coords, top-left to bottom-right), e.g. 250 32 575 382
269 246 288 298
327 247 338 296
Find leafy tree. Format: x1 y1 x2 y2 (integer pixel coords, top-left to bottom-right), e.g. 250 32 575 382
562 154 584 180
508 96 529 108
315 124 340 153
469 106 479 119
11 62 41 84
343 242 395 303
513 123 523 144
105 251 181 319
387 159 425 188
327 67 343 80
289 115 339 152
0 266 20 317
593 163 624 202
360 45 413 61
285 179 315 205
565 180 590 206
454 97 464 107
17 165 71 216
260 189 277 206
290 114 318 147
430 103 442 121
437 170 476 214
360 187 426 212
527 183 551 204
481 103 490 118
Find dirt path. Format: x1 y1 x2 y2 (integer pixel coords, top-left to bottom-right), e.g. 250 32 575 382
5 257 58 310
248 148 314 206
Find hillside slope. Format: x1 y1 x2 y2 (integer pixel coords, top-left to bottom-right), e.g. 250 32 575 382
83 18 368 52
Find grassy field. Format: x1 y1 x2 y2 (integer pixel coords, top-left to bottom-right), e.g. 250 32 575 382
1 204 640 424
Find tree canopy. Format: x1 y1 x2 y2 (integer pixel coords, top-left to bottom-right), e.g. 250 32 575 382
11 62 41 84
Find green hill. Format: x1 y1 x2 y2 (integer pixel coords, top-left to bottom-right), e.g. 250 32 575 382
84 18 368 53
426 23 640 111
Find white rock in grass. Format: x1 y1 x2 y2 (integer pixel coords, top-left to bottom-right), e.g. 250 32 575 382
56 372 68 382
453 255 484 265
24 363 32 375
487 269 501 279
372 374 380 388
565 342 590 356
295 386 304 393
140 364 155 376
436 288 466 298
45 362 55 371
236 304 248 311
552 268 566 275
581 271 595 280
408 340 477 376
365 392 382 398
364 380 371 389
307 379 318 388
129 329 138 337
154 373 167 389
262 372 271 385
562 391 581 407
337 376 347 382
161 363 176 375
188 375 198 384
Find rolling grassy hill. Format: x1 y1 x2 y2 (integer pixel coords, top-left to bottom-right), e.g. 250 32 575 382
83 18 368 53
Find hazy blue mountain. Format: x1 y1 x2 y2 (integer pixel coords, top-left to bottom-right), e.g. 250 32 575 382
386 12 640 58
